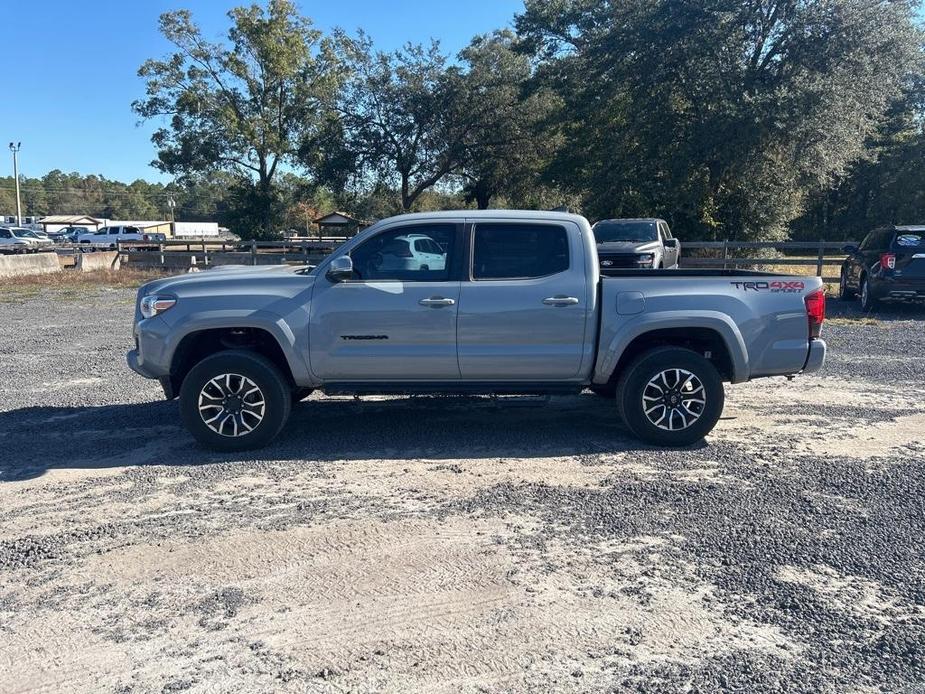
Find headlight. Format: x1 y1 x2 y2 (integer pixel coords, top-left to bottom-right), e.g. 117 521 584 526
635 253 655 266
140 295 176 319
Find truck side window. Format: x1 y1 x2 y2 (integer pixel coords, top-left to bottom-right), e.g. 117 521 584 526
350 224 455 281
472 224 569 280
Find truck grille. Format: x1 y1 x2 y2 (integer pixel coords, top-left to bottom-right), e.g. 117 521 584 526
598 254 640 269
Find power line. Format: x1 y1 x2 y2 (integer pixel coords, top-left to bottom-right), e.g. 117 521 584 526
0 185 227 201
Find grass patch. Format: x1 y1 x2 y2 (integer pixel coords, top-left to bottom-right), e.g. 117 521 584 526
826 316 884 327
1 268 173 303
3 268 171 290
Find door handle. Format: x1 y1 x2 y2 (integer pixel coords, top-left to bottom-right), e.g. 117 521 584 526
419 296 455 307
542 296 579 306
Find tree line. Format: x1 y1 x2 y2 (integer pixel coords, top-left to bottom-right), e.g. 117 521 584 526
6 1 923 241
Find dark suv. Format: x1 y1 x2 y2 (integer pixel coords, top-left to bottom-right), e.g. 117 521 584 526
840 226 925 310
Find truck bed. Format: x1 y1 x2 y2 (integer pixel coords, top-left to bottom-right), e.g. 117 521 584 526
595 270 823 384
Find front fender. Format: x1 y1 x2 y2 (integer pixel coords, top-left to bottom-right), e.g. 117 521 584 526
593 310 750 385
157 308 311 384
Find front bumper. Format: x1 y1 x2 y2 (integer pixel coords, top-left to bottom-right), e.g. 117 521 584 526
802 339 827 374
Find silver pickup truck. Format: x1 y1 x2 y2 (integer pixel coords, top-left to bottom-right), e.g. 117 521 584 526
127 211 826 451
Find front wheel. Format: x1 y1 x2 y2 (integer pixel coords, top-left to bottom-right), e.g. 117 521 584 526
179 350 292 452
860 277 878 312
616 347 724 446
839 270 856 301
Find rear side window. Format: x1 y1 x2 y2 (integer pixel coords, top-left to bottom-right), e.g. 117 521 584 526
472 223 569 280
894 233 924 249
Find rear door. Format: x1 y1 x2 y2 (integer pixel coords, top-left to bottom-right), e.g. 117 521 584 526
308 222 464 381
457 220 590 380
851 231 878 285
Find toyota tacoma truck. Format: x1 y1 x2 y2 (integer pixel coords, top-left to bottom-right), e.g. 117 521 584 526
127 211 827 451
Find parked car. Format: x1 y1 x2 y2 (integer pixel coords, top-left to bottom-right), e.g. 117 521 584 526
0 226 49 253
0 227 35 254
353 233 447 276
592 218 680 273
18 229 55 251
128 210 826 452
49 226 91 242
77 225 167 250
840 225 925 310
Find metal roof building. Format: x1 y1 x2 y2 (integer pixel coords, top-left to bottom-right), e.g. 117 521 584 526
39 215 104 232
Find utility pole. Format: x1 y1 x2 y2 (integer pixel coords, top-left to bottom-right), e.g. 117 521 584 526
8 142 22 226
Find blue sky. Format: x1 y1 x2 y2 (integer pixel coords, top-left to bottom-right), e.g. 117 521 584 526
3 0 524 183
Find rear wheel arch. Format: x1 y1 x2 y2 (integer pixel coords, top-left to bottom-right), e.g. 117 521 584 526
603 326 737 387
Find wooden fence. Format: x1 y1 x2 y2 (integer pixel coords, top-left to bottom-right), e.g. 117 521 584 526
678 240 855 282
89 236 854 281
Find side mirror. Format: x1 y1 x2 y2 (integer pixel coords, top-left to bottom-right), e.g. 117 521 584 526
664 238 678 248
326 255 353 282
842 244 859 254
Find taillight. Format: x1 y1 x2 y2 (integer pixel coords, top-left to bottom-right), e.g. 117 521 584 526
805 288 825 339
880 253 896 270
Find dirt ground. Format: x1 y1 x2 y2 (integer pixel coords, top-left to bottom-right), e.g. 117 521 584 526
0 288 923 693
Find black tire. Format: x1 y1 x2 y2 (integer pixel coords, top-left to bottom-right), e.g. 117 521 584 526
860 276 878 312
616 346 724 447
839 269 856 301
179 349 292 452
589 384 617 398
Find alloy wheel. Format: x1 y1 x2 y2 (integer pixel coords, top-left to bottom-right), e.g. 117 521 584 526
642 368 706 431
197 373 266 437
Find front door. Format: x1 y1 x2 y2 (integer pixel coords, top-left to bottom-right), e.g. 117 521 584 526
457 220 591 381
660 223 679 268
308 222 463 381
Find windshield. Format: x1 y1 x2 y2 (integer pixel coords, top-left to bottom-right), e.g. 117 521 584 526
593 220 658 243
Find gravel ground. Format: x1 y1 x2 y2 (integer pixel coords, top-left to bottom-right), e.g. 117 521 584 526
0 288 923 693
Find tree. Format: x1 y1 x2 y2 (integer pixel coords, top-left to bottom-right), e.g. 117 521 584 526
517 0 923 239
311 37 477 211
134 0 350 237
792 78 925 240
456 31 561 209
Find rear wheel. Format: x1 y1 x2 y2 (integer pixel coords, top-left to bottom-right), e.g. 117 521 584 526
860 276 878 312
616 347 724 446
179 350 292 452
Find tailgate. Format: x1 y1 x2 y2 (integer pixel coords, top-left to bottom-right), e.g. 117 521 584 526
893 233 925 279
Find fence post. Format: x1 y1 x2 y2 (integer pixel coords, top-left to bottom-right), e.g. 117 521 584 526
816 239 825 277
250 240 257 266
159 242 165 267
722 240 729 270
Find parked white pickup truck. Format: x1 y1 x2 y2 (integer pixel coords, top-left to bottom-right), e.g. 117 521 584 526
78 225 167 249
128 211 827 451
